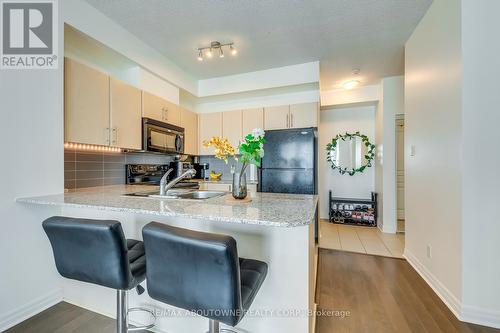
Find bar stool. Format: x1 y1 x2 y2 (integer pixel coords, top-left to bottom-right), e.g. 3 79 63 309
142 222 268 333
42 216 155 333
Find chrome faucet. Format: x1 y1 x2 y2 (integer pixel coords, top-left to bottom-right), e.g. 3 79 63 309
159 168 174 196
161 169 196 195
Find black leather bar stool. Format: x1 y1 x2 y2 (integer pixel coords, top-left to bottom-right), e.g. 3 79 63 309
142 222 268 333
42 216 155 333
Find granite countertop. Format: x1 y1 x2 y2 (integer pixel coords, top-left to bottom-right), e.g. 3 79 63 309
17 185 317 228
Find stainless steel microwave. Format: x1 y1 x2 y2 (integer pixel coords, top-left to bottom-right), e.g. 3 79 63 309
142 118 184 154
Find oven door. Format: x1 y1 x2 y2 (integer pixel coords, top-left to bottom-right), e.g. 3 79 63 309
144 120 184 154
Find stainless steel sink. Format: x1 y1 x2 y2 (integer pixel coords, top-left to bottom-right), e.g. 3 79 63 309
125 189 226 200
176 191 226 200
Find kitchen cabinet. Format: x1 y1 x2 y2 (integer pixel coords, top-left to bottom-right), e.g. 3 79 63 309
180 107 198 155
222 110 243 149
242 108 264 136
263 103 318 130
264 105 290 130
142 91 181 126
64 58 110 145
289 102 318 128
198 112 222 155
110 78 142 149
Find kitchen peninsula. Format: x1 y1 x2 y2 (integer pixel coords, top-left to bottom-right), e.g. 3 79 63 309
17 185 318 333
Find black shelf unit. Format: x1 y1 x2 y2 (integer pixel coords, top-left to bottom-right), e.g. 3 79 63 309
328 190 378 227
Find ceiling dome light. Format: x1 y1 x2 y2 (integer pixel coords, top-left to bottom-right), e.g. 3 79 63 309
197 50 203 61
343 80 360 89
230 44 237 56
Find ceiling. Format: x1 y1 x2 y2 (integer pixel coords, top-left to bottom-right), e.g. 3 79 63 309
84 0 432 91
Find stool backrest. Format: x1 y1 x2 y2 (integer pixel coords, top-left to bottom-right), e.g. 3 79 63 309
42 216 131 290
142 222 243 325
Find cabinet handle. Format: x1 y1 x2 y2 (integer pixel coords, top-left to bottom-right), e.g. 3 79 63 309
164 107 168 120
104 128 110 145
286 114 289 128
291 113 294 128
111 128 117 145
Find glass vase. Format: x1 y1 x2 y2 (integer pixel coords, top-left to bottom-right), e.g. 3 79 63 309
232 172 247 200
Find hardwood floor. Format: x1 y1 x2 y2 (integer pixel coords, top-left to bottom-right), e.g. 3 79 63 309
6 251 499 333
315 249 499 333
4 302 149 333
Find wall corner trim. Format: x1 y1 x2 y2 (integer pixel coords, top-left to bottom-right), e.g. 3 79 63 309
0 288 63 332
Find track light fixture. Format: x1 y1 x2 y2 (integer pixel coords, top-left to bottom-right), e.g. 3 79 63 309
197 41 236 62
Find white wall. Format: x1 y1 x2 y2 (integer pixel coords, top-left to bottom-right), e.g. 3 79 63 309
198 62 320 97
196 83 320 113
405 0 463 316
320 85 380 107
461 0 500 326
0 11 64 332
318 105 376 219
374 76 404 233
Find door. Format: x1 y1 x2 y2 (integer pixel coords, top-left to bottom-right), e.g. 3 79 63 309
290 102 318 128
163 100 181 126
242 108 264 136
264 105 290 130
110 78 142 149
198 112 222 155
64 58 110 145
260 169 315 194
180 107 198 155
142 91 164 122
396 117 405 232
222 110 243 150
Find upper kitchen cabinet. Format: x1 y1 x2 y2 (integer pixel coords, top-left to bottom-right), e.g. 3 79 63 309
142 91 181 126
110 78 142 150
180 107 198 155
289 102 318 128
64 58 110 146
198 112 222 155
222 110 243 149
263 103 318 130
264 105 290 130
242 108 264 136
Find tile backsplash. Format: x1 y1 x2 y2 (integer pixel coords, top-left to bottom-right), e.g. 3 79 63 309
64 148 174 189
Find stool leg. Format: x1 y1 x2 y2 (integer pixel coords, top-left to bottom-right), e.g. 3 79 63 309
208 319 220 333
117 290 128 333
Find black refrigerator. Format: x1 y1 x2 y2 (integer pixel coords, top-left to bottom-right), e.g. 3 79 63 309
259 127 317 195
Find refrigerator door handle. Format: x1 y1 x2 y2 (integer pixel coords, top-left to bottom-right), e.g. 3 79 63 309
291 113 294 127
286 113 289 128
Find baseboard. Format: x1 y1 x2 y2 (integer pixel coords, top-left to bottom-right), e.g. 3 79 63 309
0 288 63 332
461 305 500 329
403 250 462 318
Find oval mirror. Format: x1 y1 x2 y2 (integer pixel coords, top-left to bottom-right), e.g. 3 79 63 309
326 132 375 176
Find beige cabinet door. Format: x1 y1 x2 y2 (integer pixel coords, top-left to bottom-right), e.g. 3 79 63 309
264 105 290 130
242 108 264 137
110 78 142 149
289 102 318 128
198 112 222 155
142 91 164 122
180 107 198 155
163 100 181 126
222 110 243 150
64 58 110 145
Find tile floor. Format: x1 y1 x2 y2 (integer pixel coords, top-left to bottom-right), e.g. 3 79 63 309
318 219 405 258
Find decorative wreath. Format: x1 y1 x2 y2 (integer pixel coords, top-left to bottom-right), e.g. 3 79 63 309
326 131 376 176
